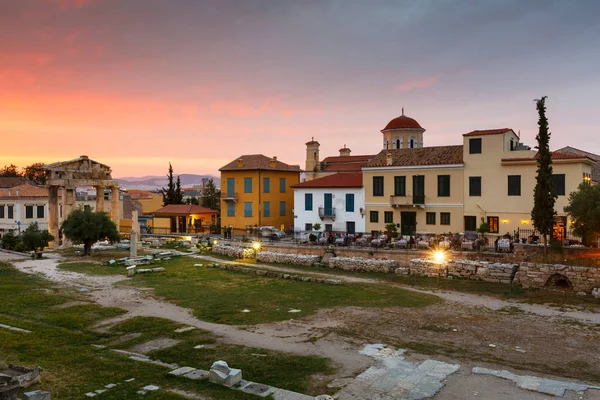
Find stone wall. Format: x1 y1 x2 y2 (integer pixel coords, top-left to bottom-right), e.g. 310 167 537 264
448 260 518 284
515 262 600 293
212 244 255 259
256 251 321 266
328 257 398 273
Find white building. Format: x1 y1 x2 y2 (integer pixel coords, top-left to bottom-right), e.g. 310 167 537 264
291 173 365 234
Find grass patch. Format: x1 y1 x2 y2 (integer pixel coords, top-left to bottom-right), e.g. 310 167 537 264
125 258 439 325
0 262 336 399
57 261 127 276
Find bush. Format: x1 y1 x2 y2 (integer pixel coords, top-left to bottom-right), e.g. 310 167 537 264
309 233 317 242
1 233 19 250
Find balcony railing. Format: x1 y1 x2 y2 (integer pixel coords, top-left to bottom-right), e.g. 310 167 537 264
390 194 426 207
221 192 238 202
318 207 336 219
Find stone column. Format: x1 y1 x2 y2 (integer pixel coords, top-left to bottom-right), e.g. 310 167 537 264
63 188 76 220
130 229 138 258
110 186 120 225
95 186 105 213
132 210 142 249
48 186 59 247
62 187 76 248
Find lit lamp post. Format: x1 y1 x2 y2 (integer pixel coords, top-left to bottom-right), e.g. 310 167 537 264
252 241 261 258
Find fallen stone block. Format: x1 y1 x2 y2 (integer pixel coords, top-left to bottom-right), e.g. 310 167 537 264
169 367 196 376
23 390 51 400
209 360 242 387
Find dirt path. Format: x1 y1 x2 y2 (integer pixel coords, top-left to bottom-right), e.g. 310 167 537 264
194 255 600 324
13 256 372 376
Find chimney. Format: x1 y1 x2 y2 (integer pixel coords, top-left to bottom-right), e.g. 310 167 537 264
269 156 277 168
386 153 393 166
236 158 245 168
339 145 351 157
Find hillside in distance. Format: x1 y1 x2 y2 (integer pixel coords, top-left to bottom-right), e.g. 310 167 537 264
117 174 220 191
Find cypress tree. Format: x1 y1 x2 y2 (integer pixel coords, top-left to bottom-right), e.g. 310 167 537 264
161 163 184 205
531 96 557 251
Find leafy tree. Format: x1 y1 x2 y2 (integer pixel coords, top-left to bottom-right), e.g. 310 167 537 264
0 164 20 177
564 182 600 246
22 223 54 252
22 163 47 185
385 223 398 239
313 223 321 231
185 196 200 205
62 207 120 256
201 179 220 210
530 96 557 251
161 163 184 205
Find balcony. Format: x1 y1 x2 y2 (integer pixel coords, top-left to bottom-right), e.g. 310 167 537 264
221 192 238 202
318 207 336 220
390 194 426 208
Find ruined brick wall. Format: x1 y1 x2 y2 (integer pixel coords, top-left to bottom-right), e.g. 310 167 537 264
515 262 600 293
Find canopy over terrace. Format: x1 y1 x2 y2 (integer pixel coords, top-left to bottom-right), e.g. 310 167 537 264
151 204 218 234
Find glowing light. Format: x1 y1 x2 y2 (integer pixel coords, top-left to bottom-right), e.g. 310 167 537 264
252 242 261 251
502 219 509 224
213 240 218 245
521 219 529 225
433 250 446 263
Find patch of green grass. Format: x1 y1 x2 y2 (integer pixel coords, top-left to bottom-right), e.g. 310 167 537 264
0 262 336 399
126 258 439 325
57 261 126 276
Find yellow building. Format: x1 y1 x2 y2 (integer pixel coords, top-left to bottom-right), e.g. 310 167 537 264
220 154 300 232
358 113 593 238
127 190 163 214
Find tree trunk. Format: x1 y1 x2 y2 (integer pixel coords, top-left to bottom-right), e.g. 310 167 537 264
84 242 93 256
543 233 548 254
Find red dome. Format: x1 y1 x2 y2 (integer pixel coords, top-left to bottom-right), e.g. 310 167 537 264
382 115 424 131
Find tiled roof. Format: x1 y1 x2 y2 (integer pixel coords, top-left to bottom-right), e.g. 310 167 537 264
463 128 512 137
0 183 50 199
0 177 30 188
364 145 464 168
555 146 600 182
128 191 157 200
305 140 320 145
321 155 374 163
219 154 301 172
291 173 362 188
382 115 424 131
323 163 365 172
501 151 594 163
152 204 218 215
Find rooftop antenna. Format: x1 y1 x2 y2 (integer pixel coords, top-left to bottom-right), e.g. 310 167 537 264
401 107 404 116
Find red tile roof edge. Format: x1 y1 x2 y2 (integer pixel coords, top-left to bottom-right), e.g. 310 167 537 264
463 128 512 137
290 173 363 188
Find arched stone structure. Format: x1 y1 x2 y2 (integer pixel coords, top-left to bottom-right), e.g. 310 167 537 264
43 155 119 247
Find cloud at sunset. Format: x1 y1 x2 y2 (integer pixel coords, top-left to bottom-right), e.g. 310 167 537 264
1 0 599 178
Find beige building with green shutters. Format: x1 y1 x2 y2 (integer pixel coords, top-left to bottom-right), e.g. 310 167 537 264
361 113 594 238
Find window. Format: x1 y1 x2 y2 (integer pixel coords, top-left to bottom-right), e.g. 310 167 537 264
469 138 482 154
279 201 286 216
305 193 313 211
440 212 451 225
25 205 34 219
0 205 4 219
508 175 521 196
7 205 14 219
394 176 406 196
305 223 313 231
345 194 354 212
469 177 481 196
551 174 565 196
464 216 477 231
244 177 252 193
373 176 384 196
488 216 499 233
226 178 235 197
263 201 270 217
426 212 436 225
244 202 252 217
437 175 450 197
384 211 393 223
227 202 235 217
279 178 286 193
369 211 379 223
263 177 270 193
37 205 44 219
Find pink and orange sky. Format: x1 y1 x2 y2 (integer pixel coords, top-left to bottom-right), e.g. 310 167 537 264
2 0 599 178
